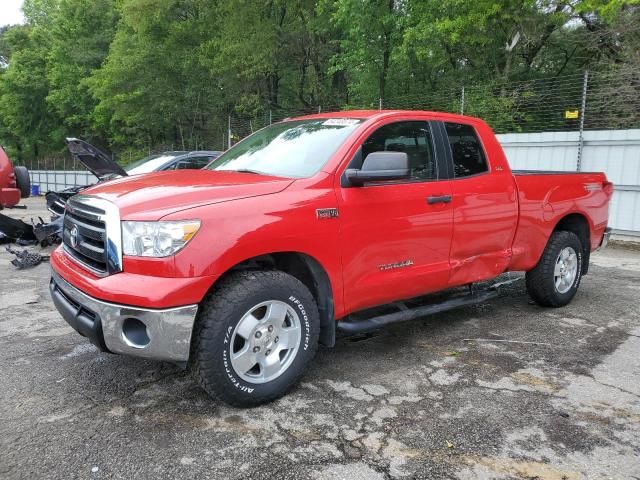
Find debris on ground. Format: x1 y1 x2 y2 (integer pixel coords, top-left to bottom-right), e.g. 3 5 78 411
32 215 63 247
5 246 50 269
0 212 62 247
0 213 37 245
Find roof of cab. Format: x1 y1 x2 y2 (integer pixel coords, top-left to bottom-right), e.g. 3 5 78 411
290 109 484 124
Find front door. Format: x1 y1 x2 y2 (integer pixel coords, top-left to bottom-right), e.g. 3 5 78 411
337 120 454 314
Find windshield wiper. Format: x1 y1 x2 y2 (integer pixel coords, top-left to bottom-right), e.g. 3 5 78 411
232 168 264 175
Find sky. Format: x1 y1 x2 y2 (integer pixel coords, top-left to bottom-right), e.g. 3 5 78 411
0 0 25 27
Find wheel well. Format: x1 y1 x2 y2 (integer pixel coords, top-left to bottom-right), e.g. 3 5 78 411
554 213 590 275
218 252 336 347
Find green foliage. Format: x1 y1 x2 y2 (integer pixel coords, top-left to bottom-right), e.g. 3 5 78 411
0 23 59 161
320 0 406 101
89 0 220 149
0 0 637 160
46 0 118 140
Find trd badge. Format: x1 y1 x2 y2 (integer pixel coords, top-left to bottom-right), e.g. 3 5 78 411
316 208 339 219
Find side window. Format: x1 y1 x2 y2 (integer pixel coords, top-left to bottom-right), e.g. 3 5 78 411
444 122 488 177
361 121 436 181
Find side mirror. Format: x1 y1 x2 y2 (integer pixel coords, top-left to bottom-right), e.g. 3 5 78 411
345 151 410 186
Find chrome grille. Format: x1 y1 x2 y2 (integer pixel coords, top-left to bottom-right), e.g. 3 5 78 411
63 198 112 275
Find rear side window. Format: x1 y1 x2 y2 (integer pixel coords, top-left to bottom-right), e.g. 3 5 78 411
445 122 488 177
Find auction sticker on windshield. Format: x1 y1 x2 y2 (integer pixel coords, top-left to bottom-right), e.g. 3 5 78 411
323 119 361 126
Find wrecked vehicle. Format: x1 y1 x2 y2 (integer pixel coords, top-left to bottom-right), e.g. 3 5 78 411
49 110 613 407
46 139 222 216
0 145 30 209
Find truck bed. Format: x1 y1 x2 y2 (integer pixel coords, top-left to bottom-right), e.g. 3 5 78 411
507 171 611 272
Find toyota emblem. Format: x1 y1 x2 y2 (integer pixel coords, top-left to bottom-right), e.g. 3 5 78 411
69 225 79 248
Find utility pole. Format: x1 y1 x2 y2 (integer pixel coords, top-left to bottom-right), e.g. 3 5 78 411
460 86 465 115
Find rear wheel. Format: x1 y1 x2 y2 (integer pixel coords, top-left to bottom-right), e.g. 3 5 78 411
14 166 30 198
526 230 583 307
191 270 319 407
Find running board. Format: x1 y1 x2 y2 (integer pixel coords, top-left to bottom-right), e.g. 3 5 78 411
336 289 499 334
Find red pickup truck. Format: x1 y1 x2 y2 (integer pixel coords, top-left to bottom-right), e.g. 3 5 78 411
50 111 613 406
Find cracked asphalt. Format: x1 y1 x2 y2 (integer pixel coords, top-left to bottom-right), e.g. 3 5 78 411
1 198 639 479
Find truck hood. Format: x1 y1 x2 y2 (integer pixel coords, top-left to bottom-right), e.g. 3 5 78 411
65 137 128 180
82 170 294 220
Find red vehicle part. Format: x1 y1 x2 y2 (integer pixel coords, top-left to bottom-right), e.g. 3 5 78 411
0 146 22 208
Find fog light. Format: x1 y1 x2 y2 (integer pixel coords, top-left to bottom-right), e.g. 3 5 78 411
122 318 150 348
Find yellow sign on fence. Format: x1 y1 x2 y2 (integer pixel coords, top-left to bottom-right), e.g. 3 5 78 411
564 109 580 119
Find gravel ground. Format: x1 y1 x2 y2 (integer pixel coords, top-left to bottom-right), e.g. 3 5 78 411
1 197 639 479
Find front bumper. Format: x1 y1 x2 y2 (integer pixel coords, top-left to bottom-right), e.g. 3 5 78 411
50 270 198 362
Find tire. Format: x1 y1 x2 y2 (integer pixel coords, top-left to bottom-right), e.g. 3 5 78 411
14 166 31 198
191 270 320 407
526 230 583 307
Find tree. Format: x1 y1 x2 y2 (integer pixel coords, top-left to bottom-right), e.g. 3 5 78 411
321 0 405 104
89 0 224 150
46 0 118 141
0 23 59 160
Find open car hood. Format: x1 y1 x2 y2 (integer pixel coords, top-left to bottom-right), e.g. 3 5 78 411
65 138 128 180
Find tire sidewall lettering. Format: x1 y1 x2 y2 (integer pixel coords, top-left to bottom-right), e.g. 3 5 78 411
574 250 582 290
289 295 311 351
222 324 254 393
555 244 583 296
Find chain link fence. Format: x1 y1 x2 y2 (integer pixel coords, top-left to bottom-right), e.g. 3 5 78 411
224 68 639 141
13 68 640 192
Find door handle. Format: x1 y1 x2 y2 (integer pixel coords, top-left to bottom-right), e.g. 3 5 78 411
427 195 452 205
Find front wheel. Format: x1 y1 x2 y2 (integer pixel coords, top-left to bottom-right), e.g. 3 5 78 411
191 270 319 407
526 230 583 307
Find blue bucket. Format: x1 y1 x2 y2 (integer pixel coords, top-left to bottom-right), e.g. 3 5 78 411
31 184 40 196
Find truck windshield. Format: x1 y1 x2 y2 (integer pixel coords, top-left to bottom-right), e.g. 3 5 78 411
206 118 363 178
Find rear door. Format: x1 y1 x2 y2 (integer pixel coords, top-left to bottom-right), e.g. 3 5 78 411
438 121 518 286
337 120 454 313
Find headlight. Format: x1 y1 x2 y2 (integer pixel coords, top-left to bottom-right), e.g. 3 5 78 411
122 220 200 257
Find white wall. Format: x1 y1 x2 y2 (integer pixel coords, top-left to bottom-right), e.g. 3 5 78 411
498 129 640 235
29 170 97 193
